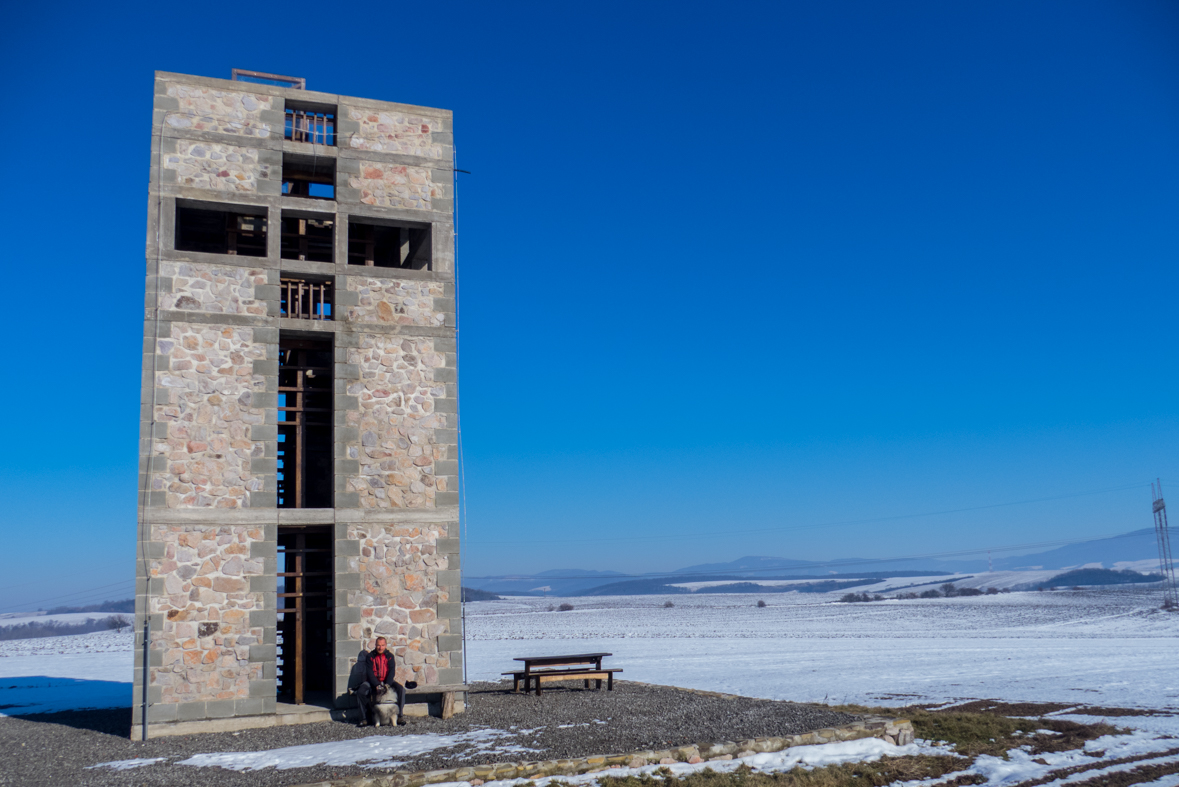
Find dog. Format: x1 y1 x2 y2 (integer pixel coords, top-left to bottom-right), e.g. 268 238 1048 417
371 683 401 728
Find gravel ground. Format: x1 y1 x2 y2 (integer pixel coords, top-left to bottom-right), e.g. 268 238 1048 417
0 680 859 787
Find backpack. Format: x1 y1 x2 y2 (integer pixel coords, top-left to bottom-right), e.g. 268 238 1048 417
347 650 369 692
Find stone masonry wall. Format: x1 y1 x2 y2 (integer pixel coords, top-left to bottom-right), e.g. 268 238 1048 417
345 335 448 509
350 161 435 210
346 523 451 685
347 110 443 158
159 262 268 316
346 277 446 327
164 83 273 138
165 141 270 192
152 324 267 508
149 525 266 704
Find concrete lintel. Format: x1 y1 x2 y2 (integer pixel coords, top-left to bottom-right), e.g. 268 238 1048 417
141 509 279 525
333 508 459 524
276 508 336 525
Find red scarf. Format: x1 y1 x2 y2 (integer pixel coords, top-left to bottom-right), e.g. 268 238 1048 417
372 652 390 683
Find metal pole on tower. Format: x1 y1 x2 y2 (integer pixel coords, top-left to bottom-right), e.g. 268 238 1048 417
1151 480 1178 611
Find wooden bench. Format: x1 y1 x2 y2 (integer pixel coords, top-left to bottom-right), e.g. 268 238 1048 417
405 682 469 719
350 682 470 720
502 653 622 696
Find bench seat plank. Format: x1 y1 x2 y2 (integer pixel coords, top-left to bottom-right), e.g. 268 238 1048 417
404 683 470 695
504 667 622 695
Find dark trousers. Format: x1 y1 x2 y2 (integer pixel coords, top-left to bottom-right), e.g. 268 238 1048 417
356 680 405 722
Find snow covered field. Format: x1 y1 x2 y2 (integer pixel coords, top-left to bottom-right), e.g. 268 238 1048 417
0 611 130 627
5 588 1179 783
464 588 1179 710
0 629 132 715
1 587 1177 718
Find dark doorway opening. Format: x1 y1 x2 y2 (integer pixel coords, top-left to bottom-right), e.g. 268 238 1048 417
277 526 334 705
278 335 333 509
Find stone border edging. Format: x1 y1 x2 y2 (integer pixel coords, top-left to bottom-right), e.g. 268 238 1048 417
294 715 915 787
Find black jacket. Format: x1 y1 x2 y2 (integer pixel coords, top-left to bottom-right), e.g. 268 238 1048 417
364 649 397 688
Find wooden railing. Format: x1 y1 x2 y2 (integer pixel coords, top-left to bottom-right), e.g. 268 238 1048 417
285 109 335 145
280 278 332 320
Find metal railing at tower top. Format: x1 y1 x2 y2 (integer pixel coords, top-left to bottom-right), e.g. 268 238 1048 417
286 108 335 145
280 278 332 321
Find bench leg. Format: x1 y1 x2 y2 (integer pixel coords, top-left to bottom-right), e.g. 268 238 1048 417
584 679 590 689
596 679 602 689
608 673 613 690
441 691 455 720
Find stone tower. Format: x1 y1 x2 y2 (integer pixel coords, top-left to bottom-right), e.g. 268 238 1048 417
134 70 461 737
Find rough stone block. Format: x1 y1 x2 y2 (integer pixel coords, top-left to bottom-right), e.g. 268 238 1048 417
249 644 276 662
176 701 208 722
250 457 276 473
250 492 277 508
249 680 273 699
148 703 178 723
251 424 277 441
249 609 277 628
205 699 236 719
235 697 264 716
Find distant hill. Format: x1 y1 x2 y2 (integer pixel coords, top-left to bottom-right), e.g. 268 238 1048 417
465 527 1169 597
45 599 134 615
678 529 1162 576
1032 567 1162 590
461 587 502 602
462 569 629 597
992 529 1158 570
675 555 987 575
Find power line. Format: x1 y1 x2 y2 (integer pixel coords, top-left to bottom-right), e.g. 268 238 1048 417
0 579 135 614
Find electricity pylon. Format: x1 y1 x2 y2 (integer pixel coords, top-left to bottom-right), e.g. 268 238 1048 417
1151 480 1178 611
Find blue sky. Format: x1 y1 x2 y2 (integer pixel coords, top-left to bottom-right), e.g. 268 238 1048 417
2 0 1178 610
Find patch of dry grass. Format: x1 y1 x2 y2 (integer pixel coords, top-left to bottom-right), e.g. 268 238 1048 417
825 704 1123 758
593 758 983 787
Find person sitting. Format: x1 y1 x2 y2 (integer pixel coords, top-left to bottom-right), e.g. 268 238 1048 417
355 636 406 727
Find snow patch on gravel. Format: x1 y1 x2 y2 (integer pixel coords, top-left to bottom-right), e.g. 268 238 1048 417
86 757 165 771
174 728 536 771
438 738 953 787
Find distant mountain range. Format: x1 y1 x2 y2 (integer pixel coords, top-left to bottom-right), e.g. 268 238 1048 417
464 528 1162 597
